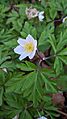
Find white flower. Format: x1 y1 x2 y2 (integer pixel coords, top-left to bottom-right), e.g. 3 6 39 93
38 11 44 21
38 116 47 119
14 34 37 60
62 16 67 23
26 7 38 19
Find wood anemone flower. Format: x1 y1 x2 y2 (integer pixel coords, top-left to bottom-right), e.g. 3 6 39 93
14 34 37 60
26 7 38 19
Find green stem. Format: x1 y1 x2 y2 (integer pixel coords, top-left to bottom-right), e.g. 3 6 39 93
43 55 56 61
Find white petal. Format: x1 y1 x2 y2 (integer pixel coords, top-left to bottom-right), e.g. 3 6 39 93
39 11 44 15
28 39 37 59
17 38 26 46
33 40 37 47
38 11 44 21
62 16 67 23
29 50 36 59
14 45 24 54
26 34 37 48
38 15 44 21
26 34 34 42
19 52 28 60
38 116 47 119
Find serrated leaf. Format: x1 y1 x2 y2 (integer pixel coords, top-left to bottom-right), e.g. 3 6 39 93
21 22 37 39
58 48 67 55
40 72 57 93
56 32 67 52
5 73 24 93
48 35 56 53
16 61 36 71
54 57 63 76
20 110 32 119
59 56 67 65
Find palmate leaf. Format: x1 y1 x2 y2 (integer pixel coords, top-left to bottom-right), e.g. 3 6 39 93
20 70 56 105
5 71 42 106
5 68 57 106
20 71 43 106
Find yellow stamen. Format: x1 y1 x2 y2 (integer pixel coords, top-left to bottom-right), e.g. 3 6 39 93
24 42 34 53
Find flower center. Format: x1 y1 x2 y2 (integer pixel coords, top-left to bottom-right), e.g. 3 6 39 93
24 42 34 53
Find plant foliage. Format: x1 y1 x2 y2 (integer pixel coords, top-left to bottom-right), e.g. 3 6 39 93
0 0 67 119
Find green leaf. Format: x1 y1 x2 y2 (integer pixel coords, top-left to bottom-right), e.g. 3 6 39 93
5 93 24 109
59 56 67 65
5 73 24 93
48 0 57 19
56 75 67 90
48 35 56 53
2 105 21 118
22 71 43 106
1 93 25 118
38 23 54 46
21 22 37 39
20 110 32 119
38 30 48 46
58 48 67 55
40 72 57 93
0 54 11 65
56 31 67 52
0 87 3 106
4 39 17 48
38 23 54 52
41 0 46 8
54 57 63 76
16 61 36 71
49 8 57 19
